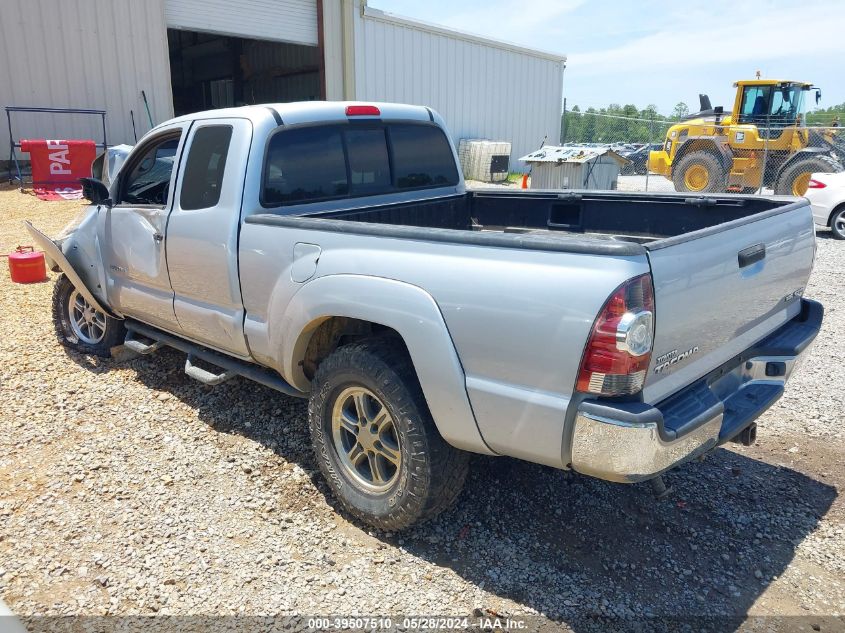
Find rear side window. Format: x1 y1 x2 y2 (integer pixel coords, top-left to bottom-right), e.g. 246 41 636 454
180 125 233 210
264 127 348 204
389 124 459 189
261 122 458 207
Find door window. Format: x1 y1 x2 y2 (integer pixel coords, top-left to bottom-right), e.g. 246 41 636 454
121 136 181 206
739 86 771 123
179 125 233 210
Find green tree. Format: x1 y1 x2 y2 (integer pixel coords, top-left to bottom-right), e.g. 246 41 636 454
806 102 845 127
560 102 675 144
672 102 690 120
582 108 597 143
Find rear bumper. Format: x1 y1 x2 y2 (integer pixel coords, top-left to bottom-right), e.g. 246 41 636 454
570 299 822 483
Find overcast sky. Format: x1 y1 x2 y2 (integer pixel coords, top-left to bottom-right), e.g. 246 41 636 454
371 0 845 116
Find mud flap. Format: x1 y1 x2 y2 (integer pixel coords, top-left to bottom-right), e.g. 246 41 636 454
23 220 119 318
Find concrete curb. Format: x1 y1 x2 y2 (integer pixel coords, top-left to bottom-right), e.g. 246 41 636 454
0 598 27 633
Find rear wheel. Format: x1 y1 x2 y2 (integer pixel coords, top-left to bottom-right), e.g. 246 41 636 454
830 206 845 240
775 156 840 196
52 274 125 357
308 338 469 531
672 151 727 193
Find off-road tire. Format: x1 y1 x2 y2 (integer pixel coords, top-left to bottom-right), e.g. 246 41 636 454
52 274 125 357
774 155 840 196
308 338 470 531
830 205 845 240
672 151 727 193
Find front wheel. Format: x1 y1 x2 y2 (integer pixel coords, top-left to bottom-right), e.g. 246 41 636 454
672 151 727 193
52 274 125 357
830 206 845 240
308 338 469 531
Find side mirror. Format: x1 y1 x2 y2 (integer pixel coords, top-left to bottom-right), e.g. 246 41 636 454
80 177 112 206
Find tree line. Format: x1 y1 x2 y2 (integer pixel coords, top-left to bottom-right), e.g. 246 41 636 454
561 101 845 144
560 103 682 145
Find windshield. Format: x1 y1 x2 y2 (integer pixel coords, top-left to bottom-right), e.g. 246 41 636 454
738 83 806 127
769 84 805 122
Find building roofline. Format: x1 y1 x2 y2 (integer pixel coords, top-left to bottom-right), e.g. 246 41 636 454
362 5 567 64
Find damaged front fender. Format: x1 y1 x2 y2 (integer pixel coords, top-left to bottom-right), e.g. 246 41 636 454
24 219 120 319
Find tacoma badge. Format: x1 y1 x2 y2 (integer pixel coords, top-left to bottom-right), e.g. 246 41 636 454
654 346 700 374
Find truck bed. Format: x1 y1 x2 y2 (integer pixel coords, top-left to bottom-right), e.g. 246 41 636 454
286 189 801 251
245 187 815 409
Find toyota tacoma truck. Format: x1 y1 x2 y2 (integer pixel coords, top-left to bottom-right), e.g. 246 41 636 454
26 101 822 531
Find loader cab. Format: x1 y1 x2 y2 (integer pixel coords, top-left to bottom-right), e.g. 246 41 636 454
734 81 809 136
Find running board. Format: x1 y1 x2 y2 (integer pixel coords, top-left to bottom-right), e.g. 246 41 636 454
185 354 236 386
123 320 307 399
123 331 164 355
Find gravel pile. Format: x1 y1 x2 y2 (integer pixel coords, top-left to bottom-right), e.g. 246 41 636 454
1 184 843 627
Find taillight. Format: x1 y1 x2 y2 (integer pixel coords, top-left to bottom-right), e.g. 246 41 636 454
345 104 381 116
807 179 827 189
576 274 655 396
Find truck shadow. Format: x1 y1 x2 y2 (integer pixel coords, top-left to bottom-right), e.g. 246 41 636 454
69 346 838 630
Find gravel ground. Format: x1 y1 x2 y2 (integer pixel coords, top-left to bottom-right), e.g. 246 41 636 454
1 183 844 629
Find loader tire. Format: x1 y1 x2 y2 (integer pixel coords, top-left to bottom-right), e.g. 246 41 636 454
775 155 840 196
308 337 469 531
52 274 125 357
672 151 727 193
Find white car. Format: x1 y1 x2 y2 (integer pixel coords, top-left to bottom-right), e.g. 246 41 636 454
806 171 845 239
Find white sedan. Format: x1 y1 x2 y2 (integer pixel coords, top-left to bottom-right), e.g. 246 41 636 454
806 171 845 239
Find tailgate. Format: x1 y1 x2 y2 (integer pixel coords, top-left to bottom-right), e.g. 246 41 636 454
642 201 815 403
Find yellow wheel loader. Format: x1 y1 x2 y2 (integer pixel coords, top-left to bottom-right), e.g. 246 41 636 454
649 80 844 196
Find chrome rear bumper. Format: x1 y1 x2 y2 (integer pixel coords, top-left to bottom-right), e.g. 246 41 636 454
570 299 822 483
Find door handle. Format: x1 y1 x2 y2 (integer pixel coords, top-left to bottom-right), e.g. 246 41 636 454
738 243 765 268
153 233 164 243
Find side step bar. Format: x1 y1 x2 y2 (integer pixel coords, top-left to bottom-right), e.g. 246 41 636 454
184 354 236 386
124 320 307 399
124 330 164 355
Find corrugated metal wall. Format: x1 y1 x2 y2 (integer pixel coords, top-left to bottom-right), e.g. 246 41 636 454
165 0 318 46
321 0 346 100
0 0 174 160
352 3 565 171
531 158 622 190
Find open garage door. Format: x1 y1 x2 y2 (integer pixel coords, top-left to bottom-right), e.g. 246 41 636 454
168 29 322 116
165 0 317 46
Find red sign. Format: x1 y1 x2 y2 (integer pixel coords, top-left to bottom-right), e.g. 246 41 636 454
20 139 96 201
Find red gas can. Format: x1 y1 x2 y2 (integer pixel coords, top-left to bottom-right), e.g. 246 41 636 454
8 246 48 283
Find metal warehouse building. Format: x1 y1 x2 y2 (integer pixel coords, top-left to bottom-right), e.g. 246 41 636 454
0 0 565 168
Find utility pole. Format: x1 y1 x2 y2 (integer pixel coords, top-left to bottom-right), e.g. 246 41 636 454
561 97 567 144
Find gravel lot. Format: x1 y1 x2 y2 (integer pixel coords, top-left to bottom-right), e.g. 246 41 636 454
1 183 844 629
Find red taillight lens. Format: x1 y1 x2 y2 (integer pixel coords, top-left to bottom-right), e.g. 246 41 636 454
345 104 381 116
807 179 827 189
576 274 655 396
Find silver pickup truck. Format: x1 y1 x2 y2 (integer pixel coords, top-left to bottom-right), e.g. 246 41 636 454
27 101 823 530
